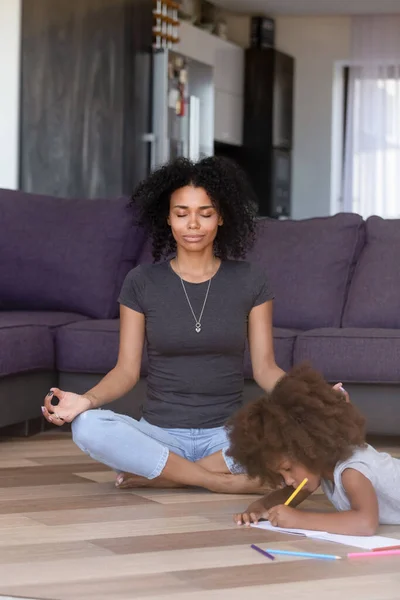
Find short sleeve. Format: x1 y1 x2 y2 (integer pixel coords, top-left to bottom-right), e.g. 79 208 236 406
337 458 377 488
118 266 146 314
250 263 275 308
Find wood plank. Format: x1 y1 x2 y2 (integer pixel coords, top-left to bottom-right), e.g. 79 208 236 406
0 493 154 515
0 540 113 564
92 527 298 555
26 499 253 526
0 482 123 501
0 517 233 548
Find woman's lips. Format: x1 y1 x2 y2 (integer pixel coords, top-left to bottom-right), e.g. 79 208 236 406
182 235 205 243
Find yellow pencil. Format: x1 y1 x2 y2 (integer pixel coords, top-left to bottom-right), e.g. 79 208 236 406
284 477 308 506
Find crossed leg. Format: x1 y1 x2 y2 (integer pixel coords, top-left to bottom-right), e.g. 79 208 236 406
116 450 267 494
72 410 267 494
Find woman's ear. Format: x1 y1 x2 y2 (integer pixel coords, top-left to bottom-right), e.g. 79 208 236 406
218 216 223 226
167 216 171 225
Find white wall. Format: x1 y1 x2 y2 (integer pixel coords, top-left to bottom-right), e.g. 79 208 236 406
275 17 351 218
0 0 21 190
219 12 250 48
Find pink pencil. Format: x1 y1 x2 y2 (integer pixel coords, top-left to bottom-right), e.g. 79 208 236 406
348 549 400 558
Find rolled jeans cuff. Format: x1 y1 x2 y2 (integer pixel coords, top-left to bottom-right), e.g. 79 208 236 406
222 447 246 474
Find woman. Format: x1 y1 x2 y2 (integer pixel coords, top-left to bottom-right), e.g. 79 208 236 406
42 157 294 493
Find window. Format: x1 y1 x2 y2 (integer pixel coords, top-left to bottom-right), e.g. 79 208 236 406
342 65 400 218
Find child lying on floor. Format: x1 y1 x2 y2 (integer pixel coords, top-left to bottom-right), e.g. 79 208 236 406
226 364 400 535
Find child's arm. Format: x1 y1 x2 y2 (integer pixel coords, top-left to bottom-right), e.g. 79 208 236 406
266 469 379 535
233 486 312 526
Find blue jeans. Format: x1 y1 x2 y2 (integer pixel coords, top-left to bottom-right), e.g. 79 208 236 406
71 409 242 479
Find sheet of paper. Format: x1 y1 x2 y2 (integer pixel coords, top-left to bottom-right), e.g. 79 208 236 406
313 532 400 550
251 521 327 537
252 521 400 550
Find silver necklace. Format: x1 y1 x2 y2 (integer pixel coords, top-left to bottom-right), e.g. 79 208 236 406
176 259 214 333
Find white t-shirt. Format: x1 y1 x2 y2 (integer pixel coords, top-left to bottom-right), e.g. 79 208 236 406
321 444 400 525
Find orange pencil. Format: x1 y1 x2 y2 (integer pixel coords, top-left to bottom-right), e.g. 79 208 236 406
373 545 400 552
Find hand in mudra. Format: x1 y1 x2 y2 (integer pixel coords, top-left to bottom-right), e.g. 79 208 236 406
42 387 92 426
332 382 350 403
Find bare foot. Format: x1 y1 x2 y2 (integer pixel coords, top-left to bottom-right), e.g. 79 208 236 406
115 472 269 494
115 472 186 489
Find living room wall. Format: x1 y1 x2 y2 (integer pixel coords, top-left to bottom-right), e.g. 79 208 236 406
275 16 351 219
0 0 21 190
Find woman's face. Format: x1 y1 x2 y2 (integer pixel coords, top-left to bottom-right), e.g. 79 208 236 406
168 186 223 253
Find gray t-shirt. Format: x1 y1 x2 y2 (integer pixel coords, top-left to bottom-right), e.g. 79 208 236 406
321 444 400 525
118 259 274 428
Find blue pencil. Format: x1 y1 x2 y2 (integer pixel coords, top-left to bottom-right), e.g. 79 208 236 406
266 549 342 560
251 544 275 561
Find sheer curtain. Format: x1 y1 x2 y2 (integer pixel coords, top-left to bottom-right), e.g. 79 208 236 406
343 16 400 218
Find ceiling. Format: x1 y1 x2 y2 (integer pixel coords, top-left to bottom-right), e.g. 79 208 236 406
212 0 400 16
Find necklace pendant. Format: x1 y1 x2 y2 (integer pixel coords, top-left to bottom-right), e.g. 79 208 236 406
195 323 201 333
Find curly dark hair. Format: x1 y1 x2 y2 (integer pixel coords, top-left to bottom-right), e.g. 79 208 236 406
131 156 258 262
226 364 366 486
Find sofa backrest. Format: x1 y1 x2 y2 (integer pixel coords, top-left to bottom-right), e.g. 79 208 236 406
0 189 145 319
246 213 365 330
343 216 400 328
137 237 155 265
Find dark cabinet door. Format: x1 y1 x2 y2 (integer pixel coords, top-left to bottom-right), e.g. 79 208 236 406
272 50 294 149
242 47 294 217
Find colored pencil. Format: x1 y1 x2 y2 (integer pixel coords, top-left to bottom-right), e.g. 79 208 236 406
266 549 341 560
373 545 400 552
284 477 308 506
348 549 400 558
251 544 275 561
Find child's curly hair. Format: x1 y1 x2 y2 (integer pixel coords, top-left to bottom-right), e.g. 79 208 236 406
226 364 366 486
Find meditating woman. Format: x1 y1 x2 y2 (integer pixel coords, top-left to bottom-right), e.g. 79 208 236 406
41 156 335 494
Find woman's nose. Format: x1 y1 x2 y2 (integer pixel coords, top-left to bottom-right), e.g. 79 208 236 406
188 215 200 229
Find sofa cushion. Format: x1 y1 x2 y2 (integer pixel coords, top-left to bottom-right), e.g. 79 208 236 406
294 328 400 383
244 328 297 378
246 214 365 330
56 320 294 380
0 324 54 377
0 311 89 329
56 319 148 375
0 190 146 319
343 216 400 328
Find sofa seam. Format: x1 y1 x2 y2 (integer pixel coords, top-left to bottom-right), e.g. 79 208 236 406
339 220 366 327
296 334 400 341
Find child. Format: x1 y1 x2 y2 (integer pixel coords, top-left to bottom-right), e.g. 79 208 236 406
226 364 400 535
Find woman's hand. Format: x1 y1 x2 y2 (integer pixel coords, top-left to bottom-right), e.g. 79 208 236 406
332 382 350 403
234 500 269 526
42 387 93 426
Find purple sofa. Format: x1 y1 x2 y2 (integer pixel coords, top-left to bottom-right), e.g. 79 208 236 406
1 189 399 435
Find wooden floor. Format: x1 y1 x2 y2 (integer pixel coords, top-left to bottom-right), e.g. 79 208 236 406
0 433 399 600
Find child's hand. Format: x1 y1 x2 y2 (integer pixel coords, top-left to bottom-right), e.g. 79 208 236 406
233 501 269 526
266 505 301 529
